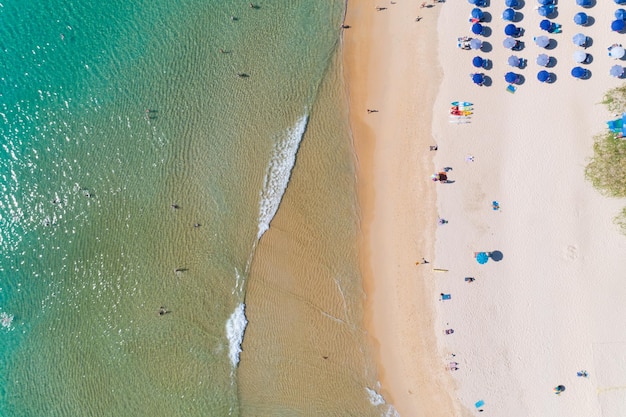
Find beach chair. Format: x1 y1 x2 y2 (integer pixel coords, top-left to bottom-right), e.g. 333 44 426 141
506 85 516 94
441 293 452 300
492 201 500 210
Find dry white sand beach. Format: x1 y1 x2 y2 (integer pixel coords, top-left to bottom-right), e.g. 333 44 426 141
434 1 626 416
346 0 626 416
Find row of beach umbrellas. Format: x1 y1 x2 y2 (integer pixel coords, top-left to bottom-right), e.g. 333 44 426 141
467 0 626 84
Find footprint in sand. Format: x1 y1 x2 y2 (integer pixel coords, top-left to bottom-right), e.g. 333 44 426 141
564 245 578 261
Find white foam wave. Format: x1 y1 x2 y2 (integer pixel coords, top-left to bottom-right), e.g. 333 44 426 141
257 114 308 240
366 387 401 417
225 303 248 367
366 387 386 406
0 311 14 330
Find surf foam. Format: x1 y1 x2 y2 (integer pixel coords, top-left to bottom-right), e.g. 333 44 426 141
257 114 308 240
225 303 248 368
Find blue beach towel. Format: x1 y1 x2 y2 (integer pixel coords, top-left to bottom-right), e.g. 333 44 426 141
475 400 485 408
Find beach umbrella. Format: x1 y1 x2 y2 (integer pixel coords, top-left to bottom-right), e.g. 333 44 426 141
472 73 484 85
610 45 626 58
574 12 588 26
508 55 520 67
504 24 519 36
536 53 550 66
471 8 484 20
612 20 626 32
573 50 587 63
476 252 489 264
505 0 519 7
470 38 483 50
538 5 553 17
571 66 586 78
576 0 591 6
502 8 515 21
503 37 517 49
537 70 550 82
505 72 519 83
617 0 626 4
472 56 485 68
538 0 553 4
472 23 484 35
540 19 553 31
611 64 624 77
572 33 587 47
534 36 550 48
616 9 626 20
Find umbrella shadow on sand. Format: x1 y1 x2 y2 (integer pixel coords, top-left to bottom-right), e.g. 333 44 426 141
489 250 504 262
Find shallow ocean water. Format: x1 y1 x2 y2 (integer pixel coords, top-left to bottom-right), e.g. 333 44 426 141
0 1 393 415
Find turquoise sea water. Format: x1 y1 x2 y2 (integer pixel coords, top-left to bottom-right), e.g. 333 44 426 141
0 1 392 416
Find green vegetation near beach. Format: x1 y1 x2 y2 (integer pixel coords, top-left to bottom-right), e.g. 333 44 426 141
586 86 626 234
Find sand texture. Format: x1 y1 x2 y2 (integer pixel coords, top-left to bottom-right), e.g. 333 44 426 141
346 0 626 416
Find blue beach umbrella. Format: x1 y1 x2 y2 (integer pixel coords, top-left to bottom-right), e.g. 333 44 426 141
472 73 485 84
471 8 484 20
613 20 626 32
540 19 552 31
536 53 550 66
576 0 591 6
534 36 550 48
476 252 489 264
472 23 484 35
538 5 554 17
505 24 519 36
538 0 553 4
502 8 515 21
472 56 485 68
505 0 519 8
537 70 550 82
508 55 520 67
505 72 519 83
572 33 587 46
617 0 626 4
616 9 626 20
574 12 588 26
503 37 517 49
571 66 586 78
611 64 624 77
470 38 483 50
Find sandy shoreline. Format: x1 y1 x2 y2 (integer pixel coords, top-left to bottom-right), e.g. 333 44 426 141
343 1 460 416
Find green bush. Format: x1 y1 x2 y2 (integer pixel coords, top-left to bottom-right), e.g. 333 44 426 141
602 85 626 114
589 85 626 235
615 207 626 233
585 132 626 198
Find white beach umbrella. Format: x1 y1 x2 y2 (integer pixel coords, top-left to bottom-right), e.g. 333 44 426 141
573 50 587 63
609 45 626 59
